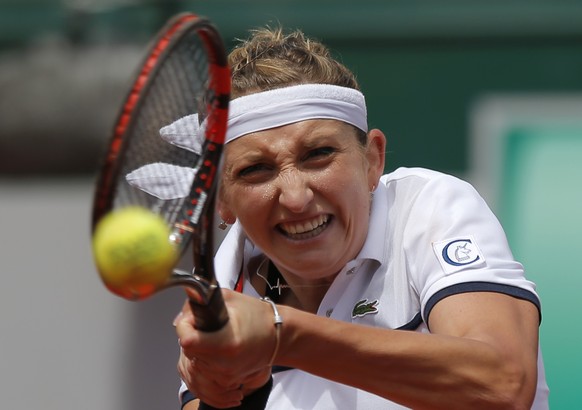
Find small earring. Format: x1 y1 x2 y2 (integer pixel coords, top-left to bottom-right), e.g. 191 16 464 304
218 220 228 230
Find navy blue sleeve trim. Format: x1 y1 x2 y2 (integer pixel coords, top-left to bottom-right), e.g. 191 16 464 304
181 390 195 409
424 282 542 326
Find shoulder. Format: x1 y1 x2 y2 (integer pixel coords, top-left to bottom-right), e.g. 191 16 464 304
381 167 469 188
379 167 482 210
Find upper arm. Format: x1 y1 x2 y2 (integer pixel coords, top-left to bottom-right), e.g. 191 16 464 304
428 291 540 398
428 291 539 348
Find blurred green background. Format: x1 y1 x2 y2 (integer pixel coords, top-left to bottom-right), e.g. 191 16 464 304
1 1 580 408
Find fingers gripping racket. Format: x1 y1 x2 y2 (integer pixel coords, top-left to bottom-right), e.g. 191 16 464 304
91 13 230 331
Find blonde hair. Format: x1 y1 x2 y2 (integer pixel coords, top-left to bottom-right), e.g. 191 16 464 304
228 27 360 99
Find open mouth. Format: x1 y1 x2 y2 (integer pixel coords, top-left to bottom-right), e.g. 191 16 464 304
278 214 331 240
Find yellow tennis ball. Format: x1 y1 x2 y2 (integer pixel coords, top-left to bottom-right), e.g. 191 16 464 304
93 206 178 300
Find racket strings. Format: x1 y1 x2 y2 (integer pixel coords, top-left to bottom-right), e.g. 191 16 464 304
112 29 213 227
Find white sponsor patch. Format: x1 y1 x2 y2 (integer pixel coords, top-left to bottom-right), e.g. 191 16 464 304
432 235 485 275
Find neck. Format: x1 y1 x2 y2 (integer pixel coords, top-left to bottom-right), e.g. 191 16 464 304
252 257 334 314
283 283 331 314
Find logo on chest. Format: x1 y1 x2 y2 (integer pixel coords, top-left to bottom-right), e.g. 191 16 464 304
352 298 379 319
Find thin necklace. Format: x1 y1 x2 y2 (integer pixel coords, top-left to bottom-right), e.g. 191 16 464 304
255 258 331 297
256 257 290 296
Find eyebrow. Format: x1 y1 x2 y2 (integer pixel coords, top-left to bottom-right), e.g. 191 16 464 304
301 129 340 146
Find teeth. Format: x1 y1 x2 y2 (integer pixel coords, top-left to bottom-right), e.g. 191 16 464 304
281 215 328 235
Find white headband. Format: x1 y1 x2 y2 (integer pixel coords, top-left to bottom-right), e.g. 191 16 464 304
226 83 368 143
127 84 368 199
158 84 368 153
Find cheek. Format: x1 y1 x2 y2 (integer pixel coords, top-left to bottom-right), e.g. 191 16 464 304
223 184 277 221
261 183 277 202
316 160 368 196
311 166 347 194
324 165 371 218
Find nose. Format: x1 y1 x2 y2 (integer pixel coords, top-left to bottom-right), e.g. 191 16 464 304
277 171 314 213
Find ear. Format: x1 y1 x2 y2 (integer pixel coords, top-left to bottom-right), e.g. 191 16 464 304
366 128 386 190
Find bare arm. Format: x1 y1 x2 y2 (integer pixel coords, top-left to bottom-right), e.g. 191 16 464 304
177 289 539 409
276 291 539 410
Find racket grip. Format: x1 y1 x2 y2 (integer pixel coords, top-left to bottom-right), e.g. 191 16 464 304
198 376 273 410
189 287 229 332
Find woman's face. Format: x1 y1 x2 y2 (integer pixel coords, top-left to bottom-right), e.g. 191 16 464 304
219 119 384 282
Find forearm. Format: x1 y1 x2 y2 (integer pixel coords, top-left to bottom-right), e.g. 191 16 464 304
276 304 537 410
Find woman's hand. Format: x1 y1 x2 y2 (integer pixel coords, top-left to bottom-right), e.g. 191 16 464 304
174 289 277 408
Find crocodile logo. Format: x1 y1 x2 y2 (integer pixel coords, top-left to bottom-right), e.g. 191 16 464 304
352 299 379 318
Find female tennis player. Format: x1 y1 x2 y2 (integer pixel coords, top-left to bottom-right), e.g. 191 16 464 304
174 27 549 409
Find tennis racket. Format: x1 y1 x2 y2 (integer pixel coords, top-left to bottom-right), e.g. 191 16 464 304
91 13 230 332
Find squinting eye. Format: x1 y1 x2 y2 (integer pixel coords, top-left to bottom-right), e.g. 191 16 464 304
237 163 270 178
304 146 335 160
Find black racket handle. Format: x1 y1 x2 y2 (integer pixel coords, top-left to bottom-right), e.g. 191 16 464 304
198 376 273 410
189 286 229 332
